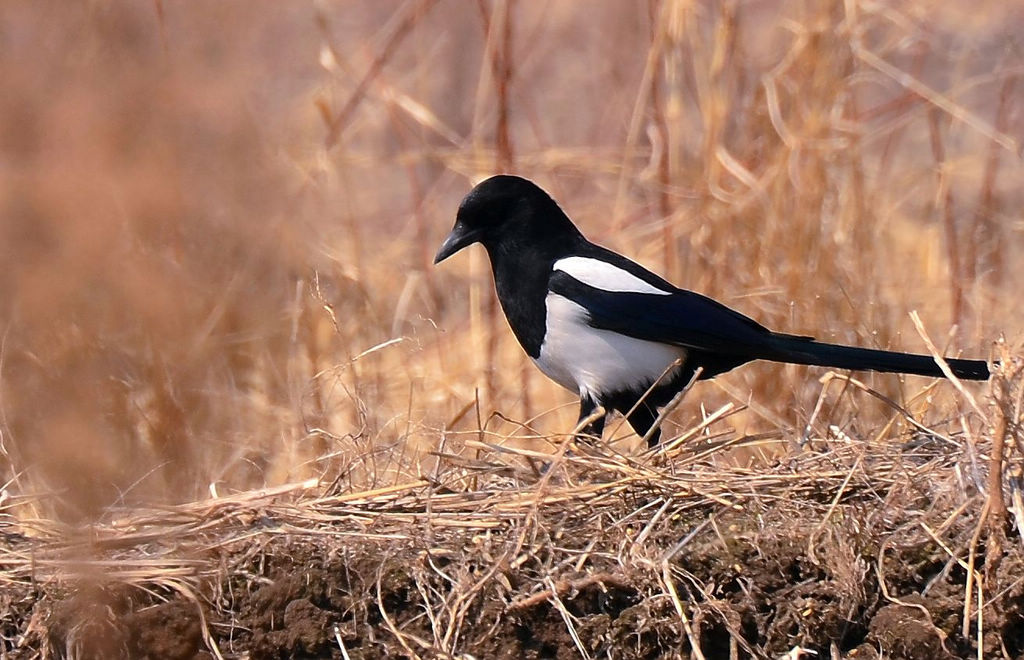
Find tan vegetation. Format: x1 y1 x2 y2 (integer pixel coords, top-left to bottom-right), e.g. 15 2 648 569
0 1 1022 657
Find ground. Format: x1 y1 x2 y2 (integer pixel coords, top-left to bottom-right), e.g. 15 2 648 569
4 433 1024 660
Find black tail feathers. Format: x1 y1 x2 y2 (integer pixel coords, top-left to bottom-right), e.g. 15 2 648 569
764 334 989 380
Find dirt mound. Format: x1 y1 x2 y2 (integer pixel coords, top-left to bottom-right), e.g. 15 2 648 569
4 421 1023 659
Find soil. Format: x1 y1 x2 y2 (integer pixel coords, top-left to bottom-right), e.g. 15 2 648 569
8 507 1024 660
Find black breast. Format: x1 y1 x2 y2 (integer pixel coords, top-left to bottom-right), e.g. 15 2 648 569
485 245 553 359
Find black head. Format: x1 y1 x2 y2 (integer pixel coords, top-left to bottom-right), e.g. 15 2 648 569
434 175 583 264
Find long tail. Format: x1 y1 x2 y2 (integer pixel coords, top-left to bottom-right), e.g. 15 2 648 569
763 333 990 380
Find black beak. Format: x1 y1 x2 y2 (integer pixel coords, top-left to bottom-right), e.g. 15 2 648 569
434 222 481 264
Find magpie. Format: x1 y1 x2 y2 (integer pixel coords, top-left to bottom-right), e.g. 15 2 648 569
434 175 990 447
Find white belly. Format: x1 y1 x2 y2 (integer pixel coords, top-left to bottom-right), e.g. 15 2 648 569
534 293 688 398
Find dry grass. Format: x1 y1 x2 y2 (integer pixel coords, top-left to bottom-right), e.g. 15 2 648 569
0 0 1022 657
2 363 1023 656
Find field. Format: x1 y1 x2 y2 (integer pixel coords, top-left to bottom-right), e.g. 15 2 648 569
2 1 1024 658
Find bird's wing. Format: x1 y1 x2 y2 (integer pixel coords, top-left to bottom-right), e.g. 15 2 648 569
548 270 812 358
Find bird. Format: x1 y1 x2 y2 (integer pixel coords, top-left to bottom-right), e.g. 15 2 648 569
434 175 990 447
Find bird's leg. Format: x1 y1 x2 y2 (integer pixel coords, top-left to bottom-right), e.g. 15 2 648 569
575 394 606 442
625 403 660 448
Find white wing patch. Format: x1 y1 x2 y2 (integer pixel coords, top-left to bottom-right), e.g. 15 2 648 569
535 293 687 398
553 257 671 295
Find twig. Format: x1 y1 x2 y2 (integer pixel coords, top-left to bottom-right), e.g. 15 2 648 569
852 41 1019 155
334 625 352 660
641 366 702 447
661 560 706 660
544 576 592 660
909 311 987 421
323 0 440 147
508 573 632 611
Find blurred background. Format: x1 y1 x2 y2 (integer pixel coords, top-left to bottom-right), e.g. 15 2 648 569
1 0 1021 520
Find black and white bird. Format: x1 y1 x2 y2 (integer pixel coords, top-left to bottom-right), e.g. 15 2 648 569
434 175 990 447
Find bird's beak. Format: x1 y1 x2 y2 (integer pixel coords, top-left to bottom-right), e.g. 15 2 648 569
434 222 481 264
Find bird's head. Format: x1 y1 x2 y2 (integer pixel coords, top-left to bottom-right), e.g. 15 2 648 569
434 175 580 264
